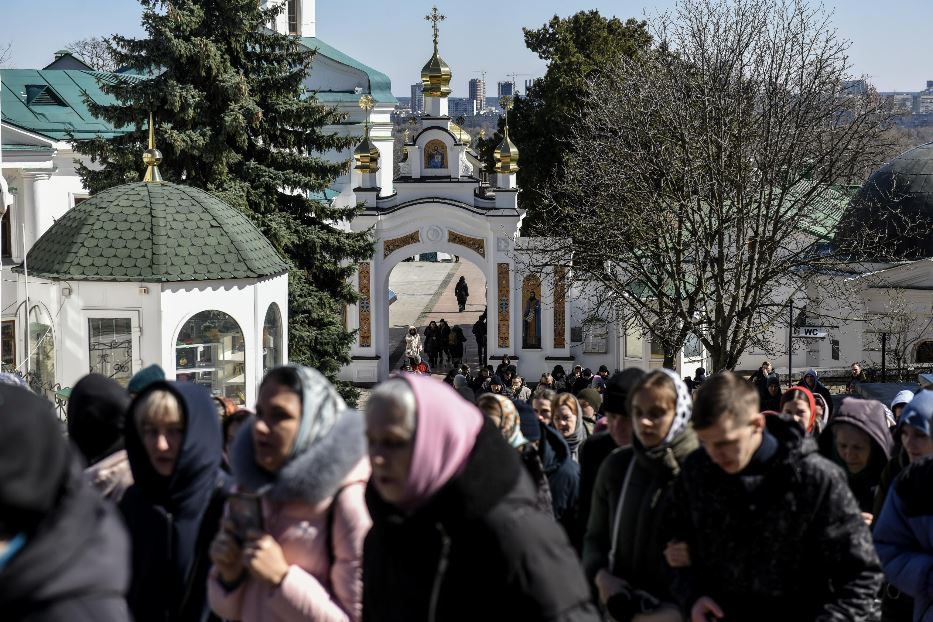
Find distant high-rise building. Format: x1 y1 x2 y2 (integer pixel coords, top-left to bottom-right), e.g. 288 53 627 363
468 78 486 113
524 78 538 95
497 81 514 99
410 83 424 113
449 98 477 118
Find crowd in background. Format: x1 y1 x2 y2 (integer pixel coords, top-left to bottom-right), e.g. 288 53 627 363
1 352 932 622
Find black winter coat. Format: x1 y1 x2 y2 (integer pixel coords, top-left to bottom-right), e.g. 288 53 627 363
668 416 882 621
120 381 230 622
576 432 618 549
0 457 131 622
538 422 581 533
362 419 600 622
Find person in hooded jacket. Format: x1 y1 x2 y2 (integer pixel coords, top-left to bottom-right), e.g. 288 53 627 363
873 391 933 622
584 369 697 621
120 380 230 622
208 366 371 622
404 326 422 368
872 391 933 622
362 375 599 622
819 397 894 524
67 374 134 502
800 369 834 418
0 384 131 622
891 391 915 423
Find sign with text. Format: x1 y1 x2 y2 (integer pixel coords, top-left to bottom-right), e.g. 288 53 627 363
796 327 827 339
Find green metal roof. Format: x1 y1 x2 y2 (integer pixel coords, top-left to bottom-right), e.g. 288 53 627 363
0 69 133 141
15 182 288 282
300 37 396 105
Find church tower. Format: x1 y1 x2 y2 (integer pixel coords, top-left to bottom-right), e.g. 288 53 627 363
420 7 452 118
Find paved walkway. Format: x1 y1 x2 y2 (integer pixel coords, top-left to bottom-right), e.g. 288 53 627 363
388 260 487 373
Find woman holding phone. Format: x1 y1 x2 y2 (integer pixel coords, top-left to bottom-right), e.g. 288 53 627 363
208 365 371 622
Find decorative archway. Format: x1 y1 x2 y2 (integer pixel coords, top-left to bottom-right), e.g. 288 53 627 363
341 199 572 383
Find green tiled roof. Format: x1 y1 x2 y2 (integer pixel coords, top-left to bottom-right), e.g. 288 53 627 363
15 182 288 282
300 37 396 105
0 69 134 141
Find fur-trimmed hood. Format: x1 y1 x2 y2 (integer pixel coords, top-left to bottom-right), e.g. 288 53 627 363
231 409 367 506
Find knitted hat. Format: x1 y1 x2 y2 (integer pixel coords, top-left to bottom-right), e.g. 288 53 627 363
515 400 541 443
602 368 646 415
128 364 165 395
900 390 933 437
577 388 603 413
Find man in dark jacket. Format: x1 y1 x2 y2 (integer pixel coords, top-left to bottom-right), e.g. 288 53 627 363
0 385 131 622
750 360 777 403
472 311 487 366
572 368 594 396
669 372 882 622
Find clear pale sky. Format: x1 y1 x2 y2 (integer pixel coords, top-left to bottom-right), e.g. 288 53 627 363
1 0 931 95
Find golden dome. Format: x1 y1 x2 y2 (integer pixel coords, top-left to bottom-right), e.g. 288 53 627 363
353 127 380 174
421 6 451 98
420 47 452 98
494 126 519 174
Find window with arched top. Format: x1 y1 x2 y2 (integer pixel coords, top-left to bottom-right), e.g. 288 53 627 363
175 310 246 405
263 303 284 375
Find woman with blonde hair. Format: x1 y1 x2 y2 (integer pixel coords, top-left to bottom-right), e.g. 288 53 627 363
553 392 588 461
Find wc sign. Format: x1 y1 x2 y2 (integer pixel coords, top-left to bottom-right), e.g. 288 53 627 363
796 327 827 339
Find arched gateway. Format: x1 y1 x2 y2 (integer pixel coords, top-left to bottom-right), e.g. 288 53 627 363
338 12 571 383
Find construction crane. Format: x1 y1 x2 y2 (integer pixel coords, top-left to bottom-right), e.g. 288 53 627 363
506 73 531 96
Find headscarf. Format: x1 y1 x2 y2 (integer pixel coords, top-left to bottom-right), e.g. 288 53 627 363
67 374 131 466
657 368 693 444
781 385 817 433
480 393 526 448
397 374 484 511
285 365 346 458
557 394 588 459
899 390 933 437
812 392 830 431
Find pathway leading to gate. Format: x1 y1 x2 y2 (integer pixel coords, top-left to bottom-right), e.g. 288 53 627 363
388 260 487 374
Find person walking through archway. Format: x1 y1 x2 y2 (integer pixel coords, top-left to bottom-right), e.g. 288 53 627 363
455 276 469 312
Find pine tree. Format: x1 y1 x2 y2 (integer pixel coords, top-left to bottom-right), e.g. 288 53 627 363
76 0 372 399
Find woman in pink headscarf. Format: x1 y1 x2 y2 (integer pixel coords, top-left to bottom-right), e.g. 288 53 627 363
362 374 600 622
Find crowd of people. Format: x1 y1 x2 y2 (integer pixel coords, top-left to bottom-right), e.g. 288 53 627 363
1 354 932 622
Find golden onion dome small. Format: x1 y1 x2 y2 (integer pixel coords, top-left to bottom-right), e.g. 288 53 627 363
353 128 380 174
494 126 519 174
420 47 452 98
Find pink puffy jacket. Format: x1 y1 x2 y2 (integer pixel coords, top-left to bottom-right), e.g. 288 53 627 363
208 458 371 622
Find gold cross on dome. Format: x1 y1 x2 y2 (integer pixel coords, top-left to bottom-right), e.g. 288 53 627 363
425 6 446 47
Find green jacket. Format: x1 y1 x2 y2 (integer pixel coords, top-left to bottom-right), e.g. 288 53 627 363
582 427 698 600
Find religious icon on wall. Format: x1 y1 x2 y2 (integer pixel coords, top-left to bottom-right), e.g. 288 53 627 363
523 291 542 349
424 139 447 169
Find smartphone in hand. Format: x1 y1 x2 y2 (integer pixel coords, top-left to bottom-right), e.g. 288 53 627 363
228 492 264 542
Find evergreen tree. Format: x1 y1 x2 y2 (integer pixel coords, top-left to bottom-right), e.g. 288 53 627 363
76 0 372 399
477 11 651 230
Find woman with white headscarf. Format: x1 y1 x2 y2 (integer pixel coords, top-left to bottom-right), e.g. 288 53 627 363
208 365 371 622
583 368 697 622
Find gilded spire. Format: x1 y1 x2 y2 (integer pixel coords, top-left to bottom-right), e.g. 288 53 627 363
354 95 380 174
142 112 163 183
420 6 452 98
494 96 519 174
